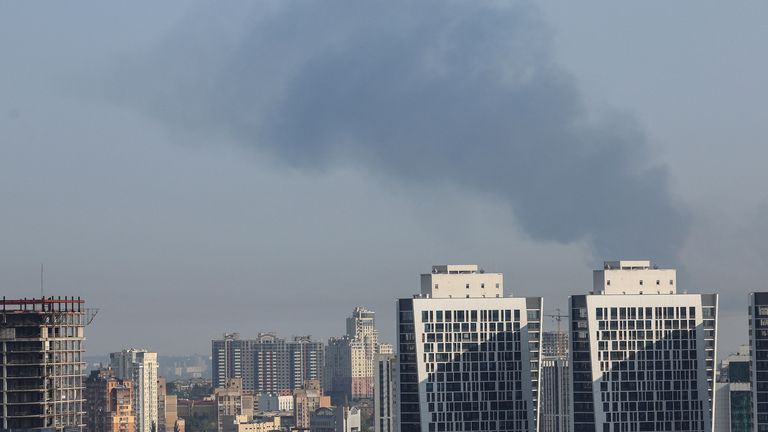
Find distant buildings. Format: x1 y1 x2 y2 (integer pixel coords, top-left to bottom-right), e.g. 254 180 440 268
294 379 332 430
110 349 160 432
750 292 768 432
541 331 568 357
715 345 751 432
539 356 569 432
212 333 324 393
396 264 543 432
569 260 718 432
309 406 361 432
85 368 135 432
258 393 294 412
326 307 389 401
0 297 88 431
215 378 254 432
373 352 397 432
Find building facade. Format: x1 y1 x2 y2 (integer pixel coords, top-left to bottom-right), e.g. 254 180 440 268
85 368 135 432
396 265 543 432
0 297 88 431
110 349 159 432
750 292 768 432
541 332 568 358
714 345 751 432
309 406 361 432
374 353 397 432
295 379 332 430
212 333 324 393
539 356 569 432
326 307 386 401
569 260 718 432
215 378 254 432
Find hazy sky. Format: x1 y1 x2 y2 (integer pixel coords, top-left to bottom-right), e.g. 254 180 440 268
1 1 766 357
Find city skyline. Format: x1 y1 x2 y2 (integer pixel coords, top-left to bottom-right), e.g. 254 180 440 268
2 1 767 360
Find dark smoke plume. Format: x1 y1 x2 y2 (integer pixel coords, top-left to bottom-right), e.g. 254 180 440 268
124 0 689 263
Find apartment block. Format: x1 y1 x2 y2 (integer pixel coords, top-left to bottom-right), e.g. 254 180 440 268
110 349 159 432
570 260 718 432
396 265 542 432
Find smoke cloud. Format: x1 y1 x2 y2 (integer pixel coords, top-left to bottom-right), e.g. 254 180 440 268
123 0 689 263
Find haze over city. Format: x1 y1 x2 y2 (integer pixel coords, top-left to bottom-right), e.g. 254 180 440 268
2 0 767 361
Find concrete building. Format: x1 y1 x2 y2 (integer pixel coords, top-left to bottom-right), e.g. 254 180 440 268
541 332 568 357
215 378 254 432
110 349 159 432
157 377 183 432
569 260 718 432
258 393 293 412
326 307 386 401
0 297 90 431
539 357 569 432
310 406 361 432
233 414 282 432
373 353 396 432
396 265 543 432
85 368 135 432
714 345 751 432
750 292 768 432
212 333 324 393
294 380 331 430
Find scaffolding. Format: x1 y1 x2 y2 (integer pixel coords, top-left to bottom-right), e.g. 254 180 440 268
1 296 91 432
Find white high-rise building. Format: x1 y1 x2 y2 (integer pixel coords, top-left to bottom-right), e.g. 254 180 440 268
396 264 543 432
110 349 159 432
569 260 718 432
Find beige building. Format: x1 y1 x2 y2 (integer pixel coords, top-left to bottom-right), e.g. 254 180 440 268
158 377 184 432
216 378 255 432
294 380 332 430
234 414 282 432
110 349 159 432
85 368 136 432
326 307 388 400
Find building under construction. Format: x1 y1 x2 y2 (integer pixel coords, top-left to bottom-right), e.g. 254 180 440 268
0 297 95 432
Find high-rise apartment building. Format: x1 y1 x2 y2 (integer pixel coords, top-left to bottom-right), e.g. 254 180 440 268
0 297 88 431
750 292 768 431
213 333 244 390
212 334 324 393
110 349 159 432
396 265 543 432
326 307 385 401
85 368 135 432
291 336 325 393
569 260 718 432
539 356 569 432
374 352 397 432
539 331 569 432
714 345 751 432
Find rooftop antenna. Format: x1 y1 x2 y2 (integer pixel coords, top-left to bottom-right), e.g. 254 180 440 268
40 263 44 299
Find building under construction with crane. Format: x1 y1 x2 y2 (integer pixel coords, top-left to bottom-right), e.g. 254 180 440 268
0 296 96 432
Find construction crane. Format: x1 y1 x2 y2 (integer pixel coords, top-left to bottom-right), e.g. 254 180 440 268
544 308 568 333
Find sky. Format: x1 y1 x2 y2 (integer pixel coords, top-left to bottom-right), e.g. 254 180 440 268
1 1 766 357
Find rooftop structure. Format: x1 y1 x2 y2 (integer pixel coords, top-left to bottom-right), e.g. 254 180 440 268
420 264 504 298
593 260 676 295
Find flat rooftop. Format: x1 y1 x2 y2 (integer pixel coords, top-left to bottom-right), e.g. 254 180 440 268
431 264 481 274
603 260 653 270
